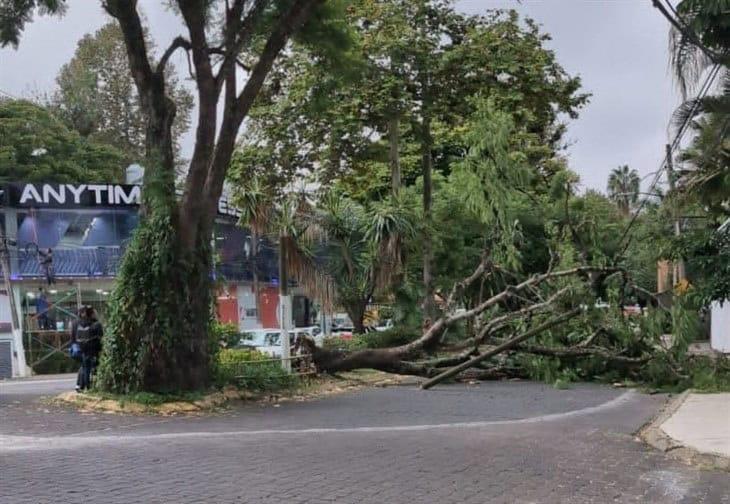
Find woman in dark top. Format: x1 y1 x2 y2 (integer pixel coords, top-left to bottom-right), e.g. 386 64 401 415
72 306 103 392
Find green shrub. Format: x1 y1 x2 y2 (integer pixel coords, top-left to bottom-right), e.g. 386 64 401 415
215 348 297 391
212 321 244 348
322 327 420 352
360 327 419 348
31 352 77 375
322 336 369 352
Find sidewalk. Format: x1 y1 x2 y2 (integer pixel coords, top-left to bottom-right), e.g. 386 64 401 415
660 392 730 460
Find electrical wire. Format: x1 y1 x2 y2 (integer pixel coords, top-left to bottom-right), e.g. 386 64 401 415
616 62 722 255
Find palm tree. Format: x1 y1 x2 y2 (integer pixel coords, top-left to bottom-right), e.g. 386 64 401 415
677 109 730 215
607 165 640 217
665 0 728 98
308 192 415 334
235 175 415 337
663 0 729 212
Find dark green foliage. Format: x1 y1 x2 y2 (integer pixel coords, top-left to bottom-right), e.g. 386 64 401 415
0 0 65 48
671 225 730 304
50 22 193 164
322 326 420 352
211 321 244 348
31 351 77 374
0 99 125 182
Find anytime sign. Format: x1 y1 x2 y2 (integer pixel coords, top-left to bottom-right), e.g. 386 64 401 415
3 183 241 218
7 183 140 207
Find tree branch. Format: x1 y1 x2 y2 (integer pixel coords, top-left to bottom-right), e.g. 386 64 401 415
200 0 323 221
214 0 271 89
156 36 192 76
514 343 651 365
421 308 582 389
104 0 156 104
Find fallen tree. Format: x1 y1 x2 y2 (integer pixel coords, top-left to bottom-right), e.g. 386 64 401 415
300 257 658 384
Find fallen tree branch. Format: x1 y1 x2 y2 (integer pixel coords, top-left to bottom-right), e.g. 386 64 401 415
514 344 651 365
303 265 620 376
421 308 582 390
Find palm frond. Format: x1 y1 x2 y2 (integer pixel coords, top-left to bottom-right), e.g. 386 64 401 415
669 26 714 98
280 235 336 310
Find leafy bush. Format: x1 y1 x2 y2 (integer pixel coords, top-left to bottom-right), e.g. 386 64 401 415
360 327 420 348
215 348 297 392
32 352 77 375
322 327 419 352
211 321 243 348
322 336 369 352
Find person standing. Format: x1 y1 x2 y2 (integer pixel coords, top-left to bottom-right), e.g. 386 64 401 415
72 306 103 392
38 248 55 285
35 287 51 330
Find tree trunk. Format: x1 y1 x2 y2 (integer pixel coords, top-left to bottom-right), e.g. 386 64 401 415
421 114 435 320
389 114 401 197
96 96 214 392
344 300 367 335
252 229 260 325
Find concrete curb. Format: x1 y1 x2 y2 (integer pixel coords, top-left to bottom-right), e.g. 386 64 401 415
638 390 730 472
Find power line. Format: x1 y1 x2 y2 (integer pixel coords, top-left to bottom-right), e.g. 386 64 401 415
616 62 722 254
652 0 723 63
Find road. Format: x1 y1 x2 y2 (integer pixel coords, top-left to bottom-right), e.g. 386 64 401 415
1 377 728 503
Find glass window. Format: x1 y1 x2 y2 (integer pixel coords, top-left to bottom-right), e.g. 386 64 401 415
16 209 138 249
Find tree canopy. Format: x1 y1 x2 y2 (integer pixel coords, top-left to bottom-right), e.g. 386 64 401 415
0 99 126 182
50 22 194 166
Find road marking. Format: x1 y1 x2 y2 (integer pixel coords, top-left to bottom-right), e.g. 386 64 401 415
0 391 635 452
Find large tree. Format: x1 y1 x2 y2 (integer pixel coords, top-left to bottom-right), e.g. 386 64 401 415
50 22 194 166
1 0 346 392
0 99 125 182
234 2 588 321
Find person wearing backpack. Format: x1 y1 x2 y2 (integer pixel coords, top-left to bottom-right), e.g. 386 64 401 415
72 306 103 392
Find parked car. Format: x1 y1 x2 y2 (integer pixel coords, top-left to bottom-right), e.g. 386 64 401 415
241 328 321 357
373 319 393 332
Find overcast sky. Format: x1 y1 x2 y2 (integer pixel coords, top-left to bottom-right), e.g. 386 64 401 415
0 0 680 192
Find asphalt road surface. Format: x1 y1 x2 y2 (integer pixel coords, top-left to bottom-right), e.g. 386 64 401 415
1 377 728 503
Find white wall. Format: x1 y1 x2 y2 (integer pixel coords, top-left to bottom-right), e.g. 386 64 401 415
236 284 262 331
0 288 28 377
711 301 730 353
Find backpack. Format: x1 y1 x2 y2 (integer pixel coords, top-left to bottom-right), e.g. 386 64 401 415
76 323 93 344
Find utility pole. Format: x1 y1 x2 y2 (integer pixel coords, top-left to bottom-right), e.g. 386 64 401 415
666 144 686 286
278 234 291 372
0 234 28 376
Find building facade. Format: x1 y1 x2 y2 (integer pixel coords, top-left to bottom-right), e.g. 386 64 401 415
0 181 312 378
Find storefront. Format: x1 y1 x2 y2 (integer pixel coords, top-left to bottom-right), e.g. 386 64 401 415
0 181 312 377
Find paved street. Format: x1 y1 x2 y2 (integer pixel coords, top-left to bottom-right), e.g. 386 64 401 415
1 379 728 503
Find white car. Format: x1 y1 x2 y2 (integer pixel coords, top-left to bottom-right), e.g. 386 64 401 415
241 328 321 357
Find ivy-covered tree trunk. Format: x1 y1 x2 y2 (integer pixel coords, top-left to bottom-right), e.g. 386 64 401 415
96 207 214 392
